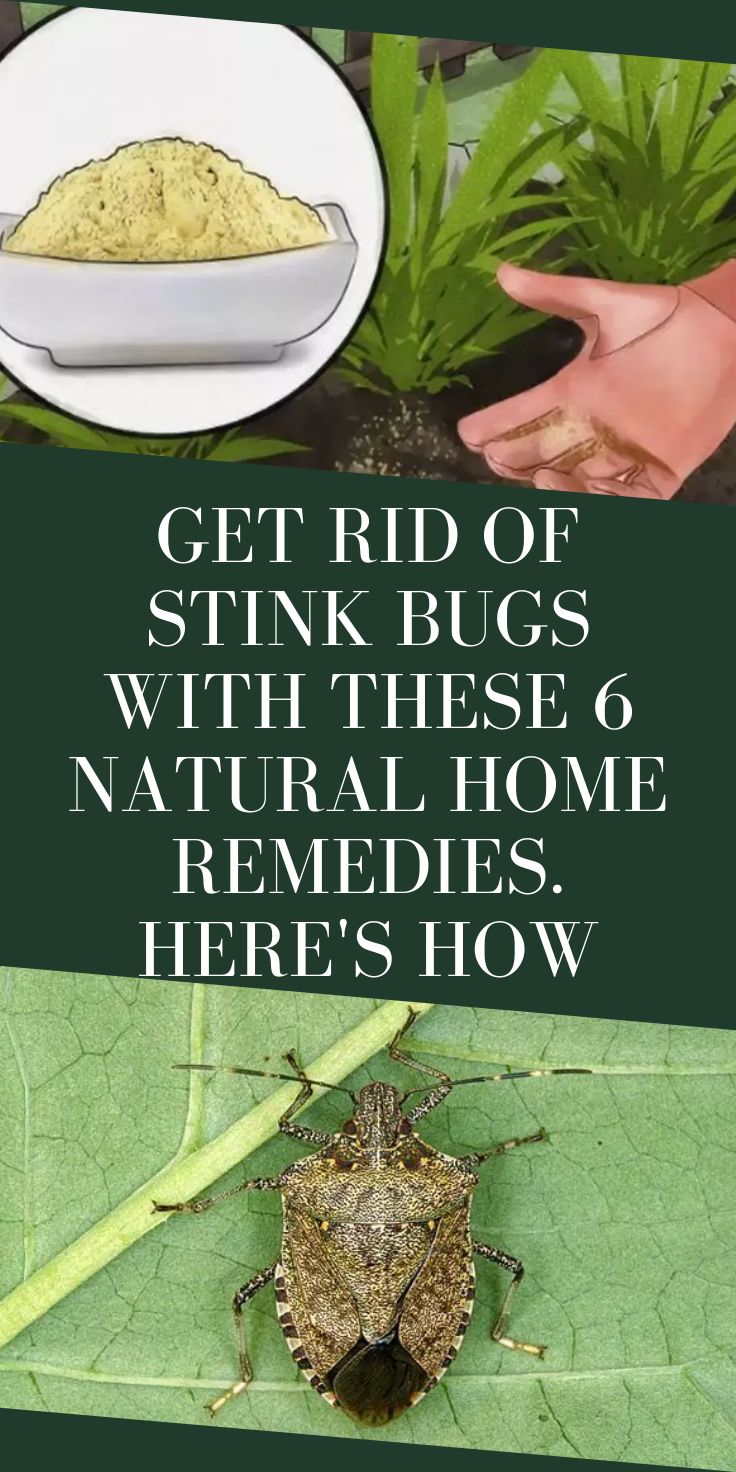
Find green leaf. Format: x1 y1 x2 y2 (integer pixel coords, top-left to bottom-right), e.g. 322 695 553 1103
1 972 735 1461
0 402 304 461
414 63 448 260
440 49 566 241
198 435 305 462
344 47 575 395
662 59 731 174
481 117 587 216
691 88 736 172
335 365 392 395
620 53 665 149
0 402 112 451
555 56 736 283
556 49 623 133
371 34 419 256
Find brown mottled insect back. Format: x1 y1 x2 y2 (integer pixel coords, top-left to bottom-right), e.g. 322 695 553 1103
153 1010 590 1426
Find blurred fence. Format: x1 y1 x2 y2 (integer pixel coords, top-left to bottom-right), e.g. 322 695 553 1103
299 31 533 94
0 1 21 54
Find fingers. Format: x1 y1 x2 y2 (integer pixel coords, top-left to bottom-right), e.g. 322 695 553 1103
461 388 683 499
532 467 680 499
480 417 635 483
471 414 645 488
455 271 603 455
531 456 641 493
496 264 612 356
497 265 679 356
459 375 564 451
586 475 678 500
497 262 604 340
480 439 680 498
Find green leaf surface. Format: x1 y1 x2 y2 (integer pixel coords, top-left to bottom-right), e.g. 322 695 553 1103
195 435 305 463
620 54 665 150
342 39 581 395
556 49 624 133
1 971 735 1465
553 55 736 283
371 34 419 257
0 399 303 461
439 49 566 241
0 402 113 451
414 64 448 262
662 59 731 174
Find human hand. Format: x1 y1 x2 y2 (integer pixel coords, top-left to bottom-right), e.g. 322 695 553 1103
458 263 736 498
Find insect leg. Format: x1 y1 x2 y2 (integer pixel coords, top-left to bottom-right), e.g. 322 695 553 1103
151 1176 281 1216
473 1240 546 1358
404 1082 453 1124
389 1008 455 1122
389 1007 452 1084
277 1048 341 1146
207 1262 278 1417
461 1129 548 1168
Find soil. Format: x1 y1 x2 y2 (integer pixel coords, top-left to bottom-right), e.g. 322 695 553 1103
256 318 582 485
3 316 735 503
253 317 736 504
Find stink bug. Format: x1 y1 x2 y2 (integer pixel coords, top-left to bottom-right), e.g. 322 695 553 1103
153 1009 590 1426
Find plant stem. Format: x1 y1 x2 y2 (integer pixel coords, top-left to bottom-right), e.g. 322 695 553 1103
0 996 433 1354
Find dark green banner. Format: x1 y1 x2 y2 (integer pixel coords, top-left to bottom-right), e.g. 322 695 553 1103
28 2 736 63
2 448 733 1028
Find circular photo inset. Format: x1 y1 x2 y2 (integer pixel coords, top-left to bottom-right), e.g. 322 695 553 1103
0 12 386 435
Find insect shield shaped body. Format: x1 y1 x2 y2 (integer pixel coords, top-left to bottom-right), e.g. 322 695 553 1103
152 1011 590 1426
275 1085 478 1425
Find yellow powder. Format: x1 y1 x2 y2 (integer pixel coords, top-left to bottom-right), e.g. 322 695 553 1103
5 138 329 262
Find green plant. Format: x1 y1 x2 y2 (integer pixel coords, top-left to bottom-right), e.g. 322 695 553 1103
0 381 304 460
340 38 582 395
552 53 736 283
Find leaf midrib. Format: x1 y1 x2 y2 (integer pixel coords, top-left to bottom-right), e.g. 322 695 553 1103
0 998 434 1356
0 1356 727 1391
174 981 206 1158
2 1009 35 1280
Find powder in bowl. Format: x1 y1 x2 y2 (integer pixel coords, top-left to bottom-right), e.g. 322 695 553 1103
4 138 329 262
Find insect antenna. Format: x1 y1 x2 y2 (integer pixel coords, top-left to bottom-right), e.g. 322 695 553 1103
172 1062 354 1095
403 1066 591 1097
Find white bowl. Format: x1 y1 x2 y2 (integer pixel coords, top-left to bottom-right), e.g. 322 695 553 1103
0 203 357 367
